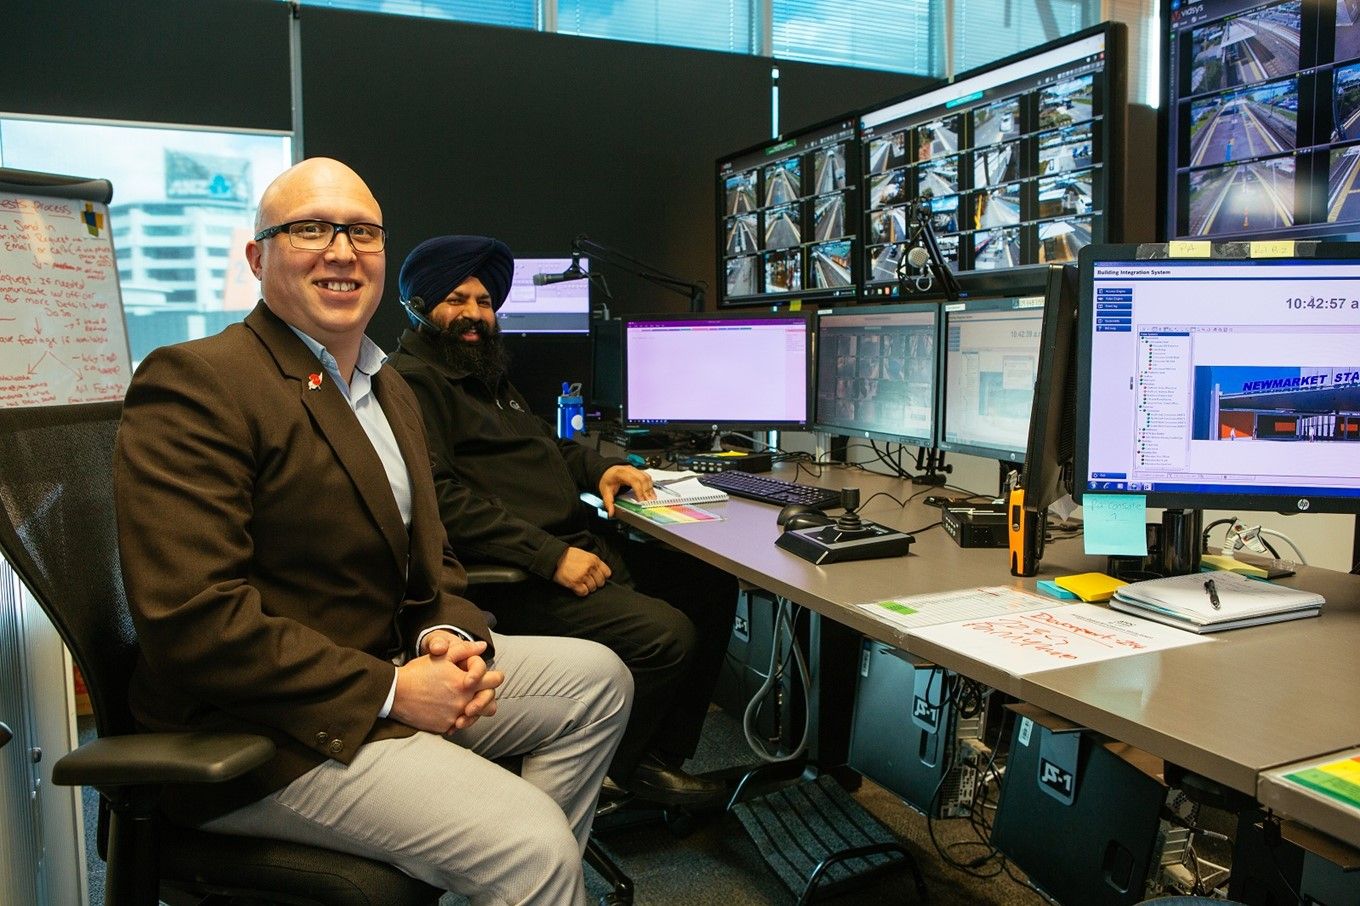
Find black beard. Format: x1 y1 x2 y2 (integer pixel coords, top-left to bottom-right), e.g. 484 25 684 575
435 317 511 385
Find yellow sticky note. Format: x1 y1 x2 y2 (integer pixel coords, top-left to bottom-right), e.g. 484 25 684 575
1250 240 1295 258
1199 554 1268 577
789 299 803 311
1053 572 1128 603
1168 240 1211 258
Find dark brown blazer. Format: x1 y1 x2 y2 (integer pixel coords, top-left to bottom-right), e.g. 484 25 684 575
114 302 492 824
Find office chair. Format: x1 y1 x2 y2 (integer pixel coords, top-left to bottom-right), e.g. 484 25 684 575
0 401 441 906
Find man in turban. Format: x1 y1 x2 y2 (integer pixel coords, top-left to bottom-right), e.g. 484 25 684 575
390 235 737 807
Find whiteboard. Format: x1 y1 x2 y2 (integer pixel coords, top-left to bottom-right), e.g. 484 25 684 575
0 191 131 406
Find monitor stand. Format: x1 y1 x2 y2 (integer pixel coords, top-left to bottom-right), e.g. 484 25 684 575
1158 508 1203 577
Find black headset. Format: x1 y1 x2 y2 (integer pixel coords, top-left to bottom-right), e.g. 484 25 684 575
399 295 441 333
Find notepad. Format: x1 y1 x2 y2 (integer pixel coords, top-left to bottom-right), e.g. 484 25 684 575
1111 570 1322 633
1053 572 1127 603
621 471 729 508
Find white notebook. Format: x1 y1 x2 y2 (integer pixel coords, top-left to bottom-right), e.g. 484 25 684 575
1110 570 1322 633
620 470 729 508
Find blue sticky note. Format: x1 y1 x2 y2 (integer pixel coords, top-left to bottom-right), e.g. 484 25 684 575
1082 494 1148 556
1036 579 1079 600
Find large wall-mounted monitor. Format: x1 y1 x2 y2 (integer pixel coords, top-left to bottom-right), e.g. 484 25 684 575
1162 0 1360 242
937 294 1047 462
859 23 1126 300
498 256 591 334
716 116 861 307
1075 244 1360 514
622 311 813 430
814 304 940 447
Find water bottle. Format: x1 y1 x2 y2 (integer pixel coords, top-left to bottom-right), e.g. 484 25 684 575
556 381 584 440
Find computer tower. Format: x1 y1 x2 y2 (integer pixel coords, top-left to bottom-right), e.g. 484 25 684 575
991 711 1165 906
712 589 803 752
1228 810 1306 906
848 641 986 817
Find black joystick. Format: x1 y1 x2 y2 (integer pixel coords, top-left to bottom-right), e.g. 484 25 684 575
833 487 871 534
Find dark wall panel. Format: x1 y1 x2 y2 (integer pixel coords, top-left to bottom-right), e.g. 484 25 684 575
4 0 291 132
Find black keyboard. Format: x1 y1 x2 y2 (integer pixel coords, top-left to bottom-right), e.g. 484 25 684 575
698 470 841 509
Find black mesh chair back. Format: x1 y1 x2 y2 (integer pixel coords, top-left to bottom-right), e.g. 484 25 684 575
0 402 439 906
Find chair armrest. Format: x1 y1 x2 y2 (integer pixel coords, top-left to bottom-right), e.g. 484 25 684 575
52 731 275 788
465 565 529 586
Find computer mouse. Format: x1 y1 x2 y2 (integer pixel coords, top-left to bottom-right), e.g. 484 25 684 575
776 503 821 526
784 511 835 532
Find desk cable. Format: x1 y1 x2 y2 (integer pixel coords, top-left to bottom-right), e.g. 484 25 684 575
741 596 811 763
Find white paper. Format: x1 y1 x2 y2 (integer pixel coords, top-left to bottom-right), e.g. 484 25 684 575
857 586 1058 631
910 602 1209 676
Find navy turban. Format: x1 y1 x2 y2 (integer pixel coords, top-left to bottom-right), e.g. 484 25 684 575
398 235 515 326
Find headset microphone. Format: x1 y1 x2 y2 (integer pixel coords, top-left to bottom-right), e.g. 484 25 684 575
399 295 442 333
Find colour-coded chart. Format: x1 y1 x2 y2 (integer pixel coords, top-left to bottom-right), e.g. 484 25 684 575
614 500 723 524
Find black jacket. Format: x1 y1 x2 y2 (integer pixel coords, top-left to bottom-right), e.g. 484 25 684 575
388 328 626 579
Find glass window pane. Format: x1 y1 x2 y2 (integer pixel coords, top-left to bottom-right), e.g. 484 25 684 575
772 0 936 74
953 0 1098 73
298 0 536 28
0 119 292 363
557 0 752 54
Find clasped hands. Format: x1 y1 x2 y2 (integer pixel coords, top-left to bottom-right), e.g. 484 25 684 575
391 631 503 735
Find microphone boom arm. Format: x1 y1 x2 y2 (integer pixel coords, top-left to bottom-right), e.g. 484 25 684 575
899 199 961 302
572 235 707 312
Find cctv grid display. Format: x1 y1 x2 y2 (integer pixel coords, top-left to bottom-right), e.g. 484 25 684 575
1165 0 1360 242
1075 247 1360 513
717 117 861 306
860 27 1119 298
814 296 1045 459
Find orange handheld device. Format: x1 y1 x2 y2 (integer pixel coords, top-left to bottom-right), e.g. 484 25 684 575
1008 487 1043 577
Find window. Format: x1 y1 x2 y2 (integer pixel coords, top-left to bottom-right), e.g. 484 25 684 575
953 0 1097 73
772 0 935 74
557 0 752 54
299 0 535 28
0 118 292 362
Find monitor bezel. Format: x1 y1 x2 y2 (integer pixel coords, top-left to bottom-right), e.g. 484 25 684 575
936 293 1048 463
1073 241 1360 514
620 309 815 431
1020 263 1080 512
857 21 1127 303
812 302 941 448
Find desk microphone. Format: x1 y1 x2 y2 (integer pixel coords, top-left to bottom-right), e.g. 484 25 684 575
399 295 441 333
905 245 933 292
532 268 587 286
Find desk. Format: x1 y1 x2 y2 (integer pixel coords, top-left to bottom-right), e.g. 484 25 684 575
611 463 1360 844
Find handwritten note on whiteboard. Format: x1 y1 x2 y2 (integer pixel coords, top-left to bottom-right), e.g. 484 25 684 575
0 192 131 406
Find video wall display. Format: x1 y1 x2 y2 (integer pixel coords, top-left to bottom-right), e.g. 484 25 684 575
859 26 1123 299
1165 0 1360 240
717 117 861 306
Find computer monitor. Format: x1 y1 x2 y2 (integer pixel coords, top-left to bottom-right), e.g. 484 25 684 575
859 22 1126 300
1161 0 1360 242
1074 243 1360 514
622 311 813 430
588 318 623 413
814 303 939 447
1020 263 1080 512
937 294 1047 462
716 116 860 306
496 256 591 334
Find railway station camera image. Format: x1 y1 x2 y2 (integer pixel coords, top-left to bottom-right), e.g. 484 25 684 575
1187 155 1294 236
763 202 801 249
1039 124 1093 174
1189 0 1301 94
809 239 852 288
1193 365 1360 441
974 99 1020 147
1038 216 1092 263
869 169 908 208
1329 144 1360 222
763 157 800 206
1039 74 1094 129
868 130 908 174
725 255 757 296
918 155 959 196
813 144 847 194
1339 0 1360 64
917 115 960 161
973 226 1020 269
725 169 757 214
762 248 802 293
1189 78 1298 168
1333 61 1360 143
725 212 758 256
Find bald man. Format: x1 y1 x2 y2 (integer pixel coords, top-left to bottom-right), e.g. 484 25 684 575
114 158 632 904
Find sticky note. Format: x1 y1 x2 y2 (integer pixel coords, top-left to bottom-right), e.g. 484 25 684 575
1250 240 1295 258
1082 493 1148 556
1168 240 1211 258
1036 579 1079 600
1053 572 1127 603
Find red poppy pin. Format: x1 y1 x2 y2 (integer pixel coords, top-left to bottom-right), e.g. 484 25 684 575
307 372 323 391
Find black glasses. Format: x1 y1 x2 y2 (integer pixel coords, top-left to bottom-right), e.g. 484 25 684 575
253 219 387 252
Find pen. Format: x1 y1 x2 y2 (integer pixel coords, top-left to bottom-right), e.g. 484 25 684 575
1203 578 1220 610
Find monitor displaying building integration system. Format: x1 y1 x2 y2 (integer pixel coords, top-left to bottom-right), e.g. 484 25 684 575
815 304 940 447
717 116 860 306
938 295 1047 462
860 23 1125 299
1163 0 1360 243
622 311 813 430
496 257 591 334
1075 244 1360 514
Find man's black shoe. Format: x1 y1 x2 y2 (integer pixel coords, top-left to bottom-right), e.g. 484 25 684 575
614 751 725 808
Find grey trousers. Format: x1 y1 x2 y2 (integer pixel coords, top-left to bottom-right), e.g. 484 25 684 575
201 632 633 905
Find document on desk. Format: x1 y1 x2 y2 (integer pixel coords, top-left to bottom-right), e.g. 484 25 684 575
857 586 1059 631
909 600 1209 676
612 498 724 524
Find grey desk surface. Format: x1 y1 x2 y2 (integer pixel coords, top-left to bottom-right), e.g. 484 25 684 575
610 462 1360 808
